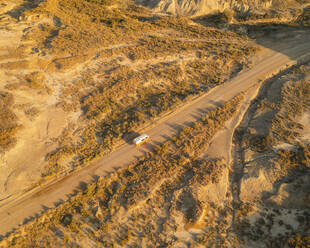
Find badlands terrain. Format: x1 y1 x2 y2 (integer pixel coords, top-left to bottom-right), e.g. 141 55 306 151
0 0 310 247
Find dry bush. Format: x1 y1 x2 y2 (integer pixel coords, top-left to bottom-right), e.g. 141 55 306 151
243 64 310 154
233 64 310 247
0 92 20 152
296 6 310 26
288 234 310 248
24 107 40 121
0 60 29 70
273 142 310 181
43 65 243 177
271 80 310 145
28 0 150 57
7 0 258 178
6 72 51 94
1 95 244 247
43 35 253 175
1 8 258 242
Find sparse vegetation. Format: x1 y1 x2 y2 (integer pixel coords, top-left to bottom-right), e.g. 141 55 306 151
33 0 258 177
6 72 51 94
0 92 20 152
231 63 310 247
1 0 309 246
0 0 258 182
289 234 310 248
0 95 244 247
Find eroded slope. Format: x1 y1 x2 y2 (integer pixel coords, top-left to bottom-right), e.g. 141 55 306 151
231 63 310 247
0 96 245 247
0 0 258 201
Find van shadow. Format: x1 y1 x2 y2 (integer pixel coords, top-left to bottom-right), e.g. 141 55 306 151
122 131 141 145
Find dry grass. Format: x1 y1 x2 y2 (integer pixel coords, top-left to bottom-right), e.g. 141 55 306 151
27 0 150 57
0 92 21 152
0 0 259 182
0 0 259 178
33 0 257 176
1 0 309 246
1 95 244 247
1 0 310 246
288 234 310 248
271 78 310 145
6 72 52 94
232 63 310 246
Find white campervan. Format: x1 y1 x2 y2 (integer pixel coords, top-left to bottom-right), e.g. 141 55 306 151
133 134 149 146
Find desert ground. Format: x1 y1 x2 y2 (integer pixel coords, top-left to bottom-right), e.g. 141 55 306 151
0 0 309 247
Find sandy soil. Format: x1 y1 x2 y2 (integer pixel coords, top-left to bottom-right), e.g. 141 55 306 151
0 36 310 235
0 0 259 206
0 5 73 202
0 0 310 239
204 83 262 163
299 112 310 141
0 106 67 197
0 0 253 206
230 61 310 247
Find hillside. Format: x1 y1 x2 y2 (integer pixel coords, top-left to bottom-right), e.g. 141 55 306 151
137 0 309 20
0 0 257 203
1 63 310 246
232 63 310 247
0 0 310 247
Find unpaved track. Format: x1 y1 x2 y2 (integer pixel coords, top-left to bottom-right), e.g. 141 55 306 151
0 40 310 236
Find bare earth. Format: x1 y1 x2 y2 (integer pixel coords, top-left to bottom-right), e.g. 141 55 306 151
0 36 310 235
0 0 258 203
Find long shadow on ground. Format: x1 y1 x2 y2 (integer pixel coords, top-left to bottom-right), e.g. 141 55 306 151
6 0 46 20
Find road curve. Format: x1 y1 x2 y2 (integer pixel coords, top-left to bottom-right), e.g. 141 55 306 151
0 40 310 236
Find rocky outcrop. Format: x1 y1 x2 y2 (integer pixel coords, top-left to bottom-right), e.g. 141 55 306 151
136 0 302 16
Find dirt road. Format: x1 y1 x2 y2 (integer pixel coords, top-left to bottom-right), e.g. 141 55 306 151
0 40 310 236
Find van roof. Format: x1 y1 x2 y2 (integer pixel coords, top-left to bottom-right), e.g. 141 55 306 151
133 134 149 143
